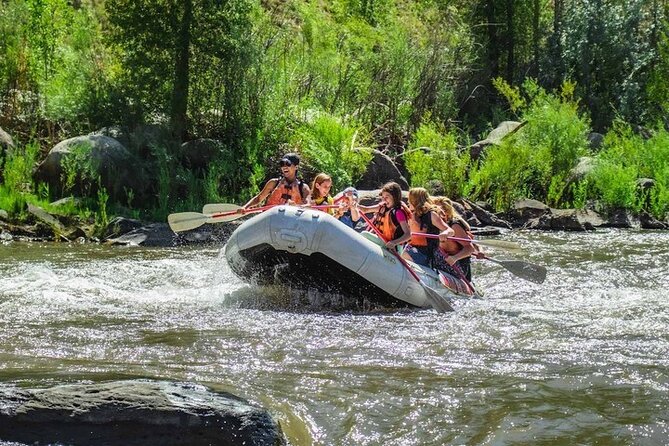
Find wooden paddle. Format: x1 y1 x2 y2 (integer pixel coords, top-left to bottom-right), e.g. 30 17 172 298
411 232 521 250
358 212 453 313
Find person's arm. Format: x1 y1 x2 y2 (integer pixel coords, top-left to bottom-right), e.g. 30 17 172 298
441 222 475 265
387 218 411 249
357 203 380 214
243 179 277 209
349 199 360 222
431 212 454 237
301 183 312 205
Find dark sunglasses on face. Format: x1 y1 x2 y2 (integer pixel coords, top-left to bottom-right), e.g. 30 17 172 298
279 160 293 167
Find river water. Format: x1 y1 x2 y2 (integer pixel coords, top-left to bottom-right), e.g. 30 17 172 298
0 229 668 445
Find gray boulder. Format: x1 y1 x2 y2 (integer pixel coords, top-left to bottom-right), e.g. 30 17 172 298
34 135 139 200
0 380 285 446
587 132 605 152
181 138 224 169
89 125 132 150
526 208 604 231
0 126 14 152
463 199 512 229
505 199 550 227
356 150 409 190
469 121 525 160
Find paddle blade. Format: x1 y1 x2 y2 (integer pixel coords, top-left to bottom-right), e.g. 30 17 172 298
168 212 209 232
202 203 243 214
473 239 522 250
423 285 454 313
490 258 547 284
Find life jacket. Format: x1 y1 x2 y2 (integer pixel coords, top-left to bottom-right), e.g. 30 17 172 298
373 203 411 242
266 177 306 205
409 210 440 248
313 195 335 214
441 218 474 255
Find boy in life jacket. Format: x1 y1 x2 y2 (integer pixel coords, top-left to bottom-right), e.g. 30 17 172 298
357 182 412 251
243 152 310 209
310 173 335 215
432 196 477 281
402 187 454 267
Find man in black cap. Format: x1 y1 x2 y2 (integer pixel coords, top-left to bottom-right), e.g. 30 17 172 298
243 152 311 209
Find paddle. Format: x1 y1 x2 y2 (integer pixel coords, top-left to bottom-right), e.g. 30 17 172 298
411 232 521 250
169 203 341 232
168 204 273 232
411 231 545 283
358 212 453 313
203 202 342 214
478 254 547 284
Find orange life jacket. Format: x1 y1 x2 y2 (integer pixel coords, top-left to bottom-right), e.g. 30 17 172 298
409 210 440 247
441 218 474 255
374 204 411 242
266 177 306 205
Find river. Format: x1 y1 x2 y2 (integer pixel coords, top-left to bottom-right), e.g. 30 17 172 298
1 229 668 445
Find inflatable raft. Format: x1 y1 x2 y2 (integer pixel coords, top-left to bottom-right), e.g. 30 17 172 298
224 205 479 310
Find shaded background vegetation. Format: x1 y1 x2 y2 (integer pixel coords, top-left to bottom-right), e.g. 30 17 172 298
1 0 668 224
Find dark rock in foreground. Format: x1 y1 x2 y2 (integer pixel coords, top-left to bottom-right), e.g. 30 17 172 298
0 380 285 446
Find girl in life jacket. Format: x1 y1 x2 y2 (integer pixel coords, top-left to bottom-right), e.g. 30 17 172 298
310 173 336 215
243 152 310 209
402 188 454 267
357 182 412 251
432 196 477 281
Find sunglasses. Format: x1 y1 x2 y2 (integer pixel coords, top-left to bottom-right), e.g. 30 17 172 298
279 160 293 167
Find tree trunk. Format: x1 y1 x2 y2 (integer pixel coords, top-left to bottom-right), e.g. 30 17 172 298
533 0 540 77
170 0 192 142
486 0 499 79
505 0 515 83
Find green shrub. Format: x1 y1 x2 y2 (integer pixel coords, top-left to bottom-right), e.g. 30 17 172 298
290 112 373 189
471 79 590 209
404 121 469 199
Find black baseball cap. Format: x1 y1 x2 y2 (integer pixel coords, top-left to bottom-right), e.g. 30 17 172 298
280 152 300 166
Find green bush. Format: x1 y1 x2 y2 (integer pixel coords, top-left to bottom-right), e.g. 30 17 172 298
404 121 469 199
290 112 373 190
470 79 590 210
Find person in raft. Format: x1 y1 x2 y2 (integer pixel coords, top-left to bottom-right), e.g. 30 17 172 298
333 186 361 229
243 152 310 209
357 182 412 251
310 173 335 215
432 196 477 281
402 187 454 267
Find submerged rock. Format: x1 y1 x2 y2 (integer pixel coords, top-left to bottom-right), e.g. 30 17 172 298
0 380 285 446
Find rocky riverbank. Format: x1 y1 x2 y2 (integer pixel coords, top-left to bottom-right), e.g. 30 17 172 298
1 192 666 248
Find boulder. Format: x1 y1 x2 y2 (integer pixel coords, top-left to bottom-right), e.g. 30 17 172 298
106 222 237 247
103 216 144 239
468 121 525 160
639 211 667 230
526 208 604 231
34 135 140 200
568 156 598 183
0 380 285 446
0 126 14 152
463 199 512 229
504 199 550 227
587 132 605 152
355 150 409 190
636 178 655 191
601 208 636 228
129 123 173 158
180 138 224 169
89 126 132 150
